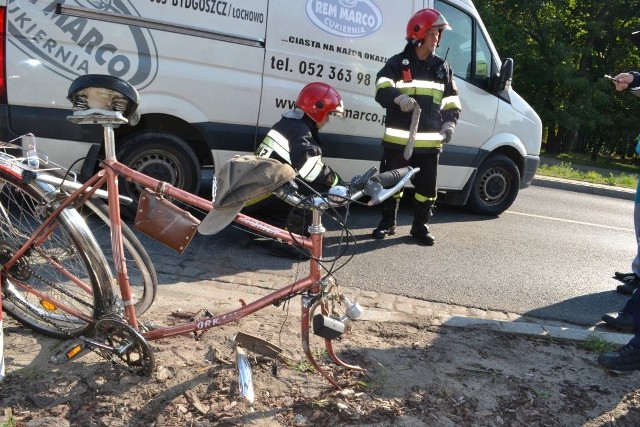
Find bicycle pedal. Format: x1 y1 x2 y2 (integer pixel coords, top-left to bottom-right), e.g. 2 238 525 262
50 339 90 364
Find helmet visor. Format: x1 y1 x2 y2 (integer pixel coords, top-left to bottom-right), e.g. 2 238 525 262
329 100 346 120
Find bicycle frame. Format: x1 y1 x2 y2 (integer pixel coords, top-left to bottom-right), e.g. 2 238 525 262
2 74 417 388
1 121 361 388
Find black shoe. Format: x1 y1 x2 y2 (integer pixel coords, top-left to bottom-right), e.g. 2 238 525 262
616 277 640 295
598 344 640 371
269 241 311 260
601 312 634 331
614 271 638 282
371 224 396 239
409 224 435 246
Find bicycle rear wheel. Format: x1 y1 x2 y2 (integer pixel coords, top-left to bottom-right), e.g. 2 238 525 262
0 174 114 338
78 199 158 316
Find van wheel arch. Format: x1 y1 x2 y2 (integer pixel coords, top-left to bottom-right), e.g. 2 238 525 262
116 130 202 218
466 154 521 216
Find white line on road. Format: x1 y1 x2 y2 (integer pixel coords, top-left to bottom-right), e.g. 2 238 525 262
505 210 634 232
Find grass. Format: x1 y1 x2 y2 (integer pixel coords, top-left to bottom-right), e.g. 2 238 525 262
538 150 639 189
579 334 618 354
1 409 15 427
546 150 640 174
537 162 637 189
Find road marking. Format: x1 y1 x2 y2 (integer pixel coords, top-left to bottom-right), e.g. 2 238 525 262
506 210 634 232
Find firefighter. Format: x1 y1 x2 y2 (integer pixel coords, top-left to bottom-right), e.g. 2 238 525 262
246 82 345 258
371 8 461 245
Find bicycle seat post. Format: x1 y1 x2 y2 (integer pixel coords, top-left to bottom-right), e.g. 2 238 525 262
103 124 117 162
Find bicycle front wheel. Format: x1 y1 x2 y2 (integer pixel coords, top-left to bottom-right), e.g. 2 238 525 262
0 174 114 338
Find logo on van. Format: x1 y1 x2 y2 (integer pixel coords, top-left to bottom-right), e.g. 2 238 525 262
305 0 383 39
7 0 158 89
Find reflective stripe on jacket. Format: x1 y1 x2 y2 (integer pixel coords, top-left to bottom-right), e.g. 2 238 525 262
375 44 461 153
255 115 341 189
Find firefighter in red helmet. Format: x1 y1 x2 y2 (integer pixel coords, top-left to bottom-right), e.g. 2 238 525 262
255 81 344 190
245 82 345 258
371 8 461 246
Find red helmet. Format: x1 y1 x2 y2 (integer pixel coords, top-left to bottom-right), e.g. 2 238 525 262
406 9 451 45
295 82 345 123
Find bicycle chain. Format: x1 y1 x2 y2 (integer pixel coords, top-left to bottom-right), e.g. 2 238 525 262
27 256 96 311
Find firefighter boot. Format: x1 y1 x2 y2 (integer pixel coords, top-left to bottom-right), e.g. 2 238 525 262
371 198 400 239
409 201 436 246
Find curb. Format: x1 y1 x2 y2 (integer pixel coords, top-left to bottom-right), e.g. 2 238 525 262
532 175 635 201
441 315 630 346
357 295 631 347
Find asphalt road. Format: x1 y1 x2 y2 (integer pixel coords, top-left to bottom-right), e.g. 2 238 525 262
318 185 635 327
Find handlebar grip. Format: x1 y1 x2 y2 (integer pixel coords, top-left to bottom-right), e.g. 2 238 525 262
370 167 413 189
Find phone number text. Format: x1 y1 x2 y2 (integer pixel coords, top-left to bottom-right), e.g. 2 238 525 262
270 56 372 86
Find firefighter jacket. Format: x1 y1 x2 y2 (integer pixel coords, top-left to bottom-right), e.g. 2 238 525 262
255 112 342 191
376 44 461 153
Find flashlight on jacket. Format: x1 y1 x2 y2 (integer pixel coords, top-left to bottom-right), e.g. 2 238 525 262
401 59 413 83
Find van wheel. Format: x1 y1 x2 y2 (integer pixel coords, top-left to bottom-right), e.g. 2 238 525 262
117 131 201 218
466 154 520 216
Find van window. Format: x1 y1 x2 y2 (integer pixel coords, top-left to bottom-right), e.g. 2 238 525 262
436 1 493 91
473 27 492 89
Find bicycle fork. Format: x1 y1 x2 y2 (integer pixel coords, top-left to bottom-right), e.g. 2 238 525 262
299 216 366 388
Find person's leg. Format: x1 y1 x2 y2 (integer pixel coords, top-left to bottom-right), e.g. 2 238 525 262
598 289 640 370
372 149 407 239
409 153 439 245
602 294 635 330
617 201 640 294
631 200 640 276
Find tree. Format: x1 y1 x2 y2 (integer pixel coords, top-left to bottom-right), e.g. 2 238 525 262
476 0 640 159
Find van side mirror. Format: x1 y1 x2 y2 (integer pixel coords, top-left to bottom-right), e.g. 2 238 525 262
495 58 514 93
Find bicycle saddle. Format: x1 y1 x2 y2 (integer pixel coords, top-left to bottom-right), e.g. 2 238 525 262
67 74 140 123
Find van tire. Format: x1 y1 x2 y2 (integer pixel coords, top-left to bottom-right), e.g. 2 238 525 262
466 154 520 216
117 131 201 218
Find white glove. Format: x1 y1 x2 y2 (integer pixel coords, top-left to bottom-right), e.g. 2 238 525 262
440 122 455 144
394 94 416 112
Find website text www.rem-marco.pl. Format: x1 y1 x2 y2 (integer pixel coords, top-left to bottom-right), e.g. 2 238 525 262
275 98 385 125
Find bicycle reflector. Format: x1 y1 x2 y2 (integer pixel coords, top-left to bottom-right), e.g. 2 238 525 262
0 156 24 180
65 343 84 360
39 299 56 311
0 155 37 183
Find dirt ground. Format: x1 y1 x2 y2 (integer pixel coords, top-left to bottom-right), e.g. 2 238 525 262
2 286 640 427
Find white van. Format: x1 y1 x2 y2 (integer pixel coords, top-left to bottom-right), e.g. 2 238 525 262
0 0 541 216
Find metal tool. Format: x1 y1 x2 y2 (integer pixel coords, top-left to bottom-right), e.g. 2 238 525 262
403 106 421 160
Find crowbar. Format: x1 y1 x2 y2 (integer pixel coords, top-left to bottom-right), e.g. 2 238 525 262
403 106 421 160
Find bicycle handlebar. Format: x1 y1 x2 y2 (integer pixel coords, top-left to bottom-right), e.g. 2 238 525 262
272 166 420 209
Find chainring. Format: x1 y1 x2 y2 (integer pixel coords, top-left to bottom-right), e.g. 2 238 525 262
93 318 155 376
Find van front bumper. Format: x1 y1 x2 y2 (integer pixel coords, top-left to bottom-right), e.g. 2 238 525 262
521 154 540 189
